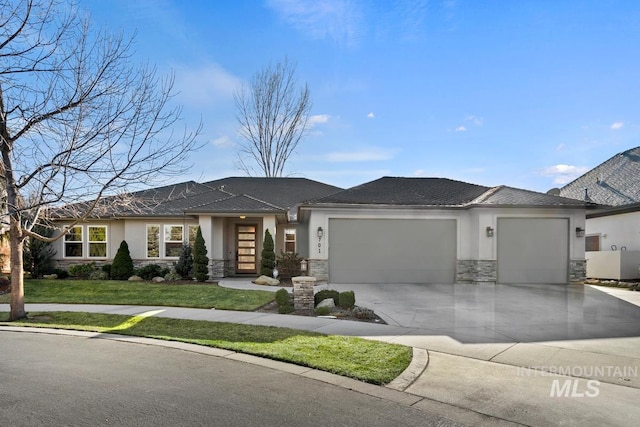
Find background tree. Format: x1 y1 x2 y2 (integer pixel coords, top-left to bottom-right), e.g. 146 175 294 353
23 223 55 278
0 0 201 320
193 227 208 282
260 229 276 277
234 58 311 176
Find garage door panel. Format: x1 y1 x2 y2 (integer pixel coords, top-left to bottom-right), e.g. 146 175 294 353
497 218 568 284
329 219 456 284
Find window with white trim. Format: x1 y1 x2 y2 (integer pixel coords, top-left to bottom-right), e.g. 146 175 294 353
284 228 296 253
88 226 108 257
64 226 83 257
164 225 184 257
147 225 160 258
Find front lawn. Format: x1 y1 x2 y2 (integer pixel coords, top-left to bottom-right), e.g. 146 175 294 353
0 279 274 311
0 311 412 385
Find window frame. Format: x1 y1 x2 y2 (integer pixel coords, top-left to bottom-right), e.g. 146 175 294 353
146 224 161 259
163 224 184 258
585 234 601 252
87 225 108 258
64 225 84 258
284 228 296 253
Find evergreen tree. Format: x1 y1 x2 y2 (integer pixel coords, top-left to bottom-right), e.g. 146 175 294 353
193 227 209 282
175 244 193 279
260 229 276 276
111 241 134 280
23 223 56 278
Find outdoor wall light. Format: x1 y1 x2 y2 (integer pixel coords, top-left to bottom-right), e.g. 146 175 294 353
486 226 494 237
300 259 308 273
239 215 246 220
576 227 585 238
317 226 324 240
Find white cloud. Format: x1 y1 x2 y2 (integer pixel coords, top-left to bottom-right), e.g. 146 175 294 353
211 135 234 148
540 164 589 184
367 112 375 119
610 121 624 130
326 147 395 162
266 0 364 47
308 114 330 127
174 63 242 106
465 115 484 126
454 126 467 132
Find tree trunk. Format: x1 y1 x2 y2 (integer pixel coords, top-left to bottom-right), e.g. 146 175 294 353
9 218 26 320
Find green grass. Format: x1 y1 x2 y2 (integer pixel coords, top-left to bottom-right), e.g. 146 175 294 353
0 311 412 385
0 279 274 310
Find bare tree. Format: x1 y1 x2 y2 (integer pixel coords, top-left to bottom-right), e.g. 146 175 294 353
234 58 311 177
0 0 202 320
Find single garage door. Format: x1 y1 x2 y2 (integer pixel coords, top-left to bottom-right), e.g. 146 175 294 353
328 218 456 284
497 218 569 284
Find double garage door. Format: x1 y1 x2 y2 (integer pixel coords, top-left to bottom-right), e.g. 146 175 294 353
328 219 457 284
328 217 569 284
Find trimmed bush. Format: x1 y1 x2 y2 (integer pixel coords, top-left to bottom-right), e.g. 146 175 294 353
314 289 339 307
315 306 331 316
175 244 193 279
69 262 97 279
275 288 291 307
111 241 134 280
101 264 112 279
339 291 355 309
193 227 209 282
260 229 276 277
164 269 182 281
278 304 295 314
52 268 69 279
353 306 375 320
136 264 165 280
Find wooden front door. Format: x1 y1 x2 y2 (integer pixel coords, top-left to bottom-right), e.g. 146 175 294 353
236 225 257 274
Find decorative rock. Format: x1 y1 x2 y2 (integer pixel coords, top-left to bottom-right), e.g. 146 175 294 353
317 298 335 309
152 276 165 283
128 275 143 282
252 275 280 286
43 274 58 280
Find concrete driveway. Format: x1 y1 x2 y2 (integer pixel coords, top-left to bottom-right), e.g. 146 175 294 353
326 282 640 343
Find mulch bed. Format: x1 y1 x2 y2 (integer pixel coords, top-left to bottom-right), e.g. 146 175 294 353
256 300 386 324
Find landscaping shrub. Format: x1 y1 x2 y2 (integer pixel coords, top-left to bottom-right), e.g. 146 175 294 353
136 264 166 280
164 269 182 281
260 229 276 277
111 241 134 280
193 227 209 282
339 291 355 309
69 263 97 279
314 289 339 307
276 252 302 278
175 244 193 279
89 270 109 280
101 264 112 279
353 306 375 320
275 288 291 307
315 306 331 316
278 304 295 314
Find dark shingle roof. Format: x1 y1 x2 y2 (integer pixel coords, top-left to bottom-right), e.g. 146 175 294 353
202 177 342 209
311 177 490 206
184 194 284 213
559 146 640 206
308 177 590 208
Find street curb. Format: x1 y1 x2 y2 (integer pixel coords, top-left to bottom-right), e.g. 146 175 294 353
386 347 429 391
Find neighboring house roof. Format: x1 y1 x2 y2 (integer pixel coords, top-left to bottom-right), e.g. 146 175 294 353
307 177 590 208
53 177 342 219
559 146 640 206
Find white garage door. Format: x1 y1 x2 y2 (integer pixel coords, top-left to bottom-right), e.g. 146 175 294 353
328 219 457 284
497 218 569 284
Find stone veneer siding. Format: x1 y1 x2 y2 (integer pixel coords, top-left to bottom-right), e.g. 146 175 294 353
210 259 229 279
569 259 586 283
456 260 497 283
308 259 328 283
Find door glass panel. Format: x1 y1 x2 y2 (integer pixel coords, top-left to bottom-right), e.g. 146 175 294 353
238 248 255 255
238 241 255 248
236 225 257 273
238 226 256 232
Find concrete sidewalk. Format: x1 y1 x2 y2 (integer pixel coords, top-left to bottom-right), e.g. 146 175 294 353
2 281 640 426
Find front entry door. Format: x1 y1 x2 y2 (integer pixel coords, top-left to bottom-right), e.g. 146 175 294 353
236 225 257 274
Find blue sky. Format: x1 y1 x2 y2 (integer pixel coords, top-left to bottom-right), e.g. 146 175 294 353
82 0 640 192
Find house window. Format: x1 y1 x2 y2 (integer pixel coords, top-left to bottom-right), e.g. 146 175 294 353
88 226 107 257
164 225 184 257
586 235 600 252
64 226 83 257
284 229 296 253
188 225 199 247
147 225 160 258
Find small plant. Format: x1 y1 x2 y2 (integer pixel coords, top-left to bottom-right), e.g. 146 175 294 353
136 264 167 280
353 306 375 320
278 304 295 314
193 227 209 282
69 262 97 279
52 268 69 279
315 306 331 316
275 288 291 307
164 269 182 281
89 270 109 280
314 289 339 307
339 291 355 309
175 244 193 279
111 241 134 280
